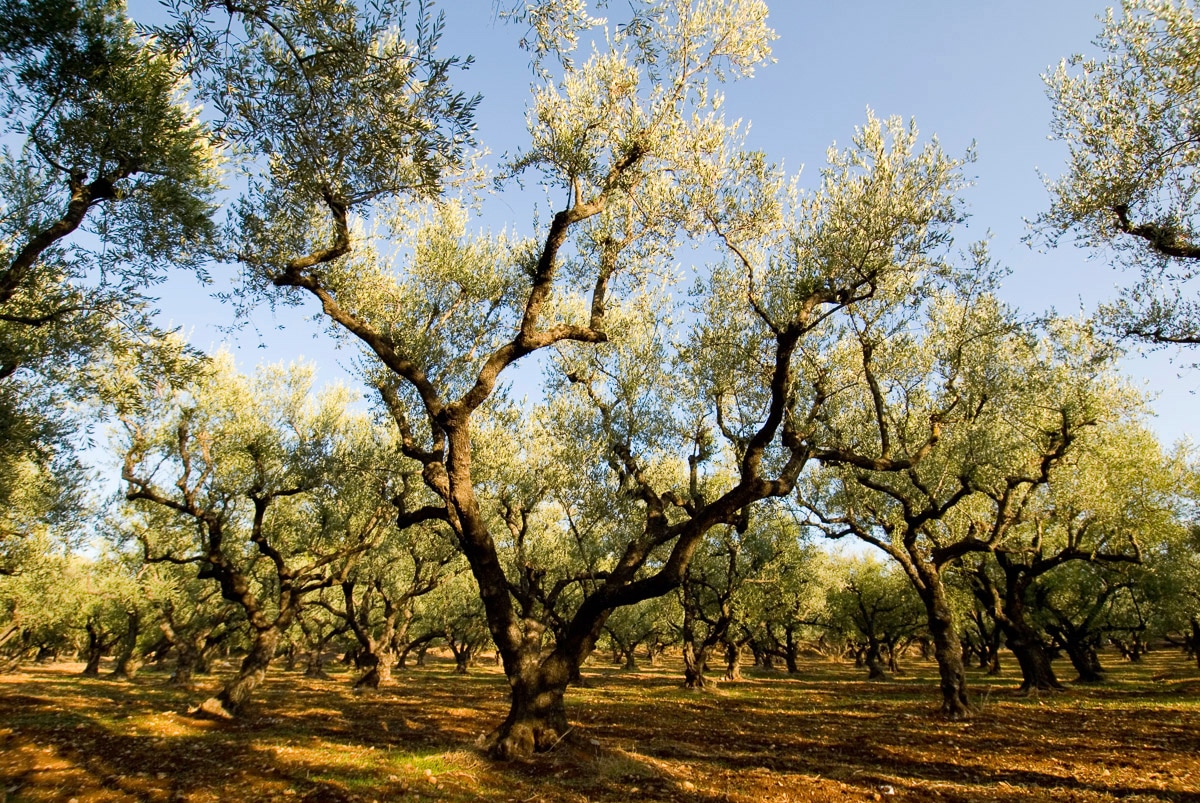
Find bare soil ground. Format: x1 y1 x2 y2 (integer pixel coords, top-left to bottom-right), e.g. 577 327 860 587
2 650 1198 802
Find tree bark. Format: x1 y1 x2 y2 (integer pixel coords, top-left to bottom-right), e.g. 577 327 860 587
974 563 1061 692
481 653 571 760
82 648 105 676
196 628 280 718
783 628 800 673
305 647 330 679
723 639 743 681
985 628 1002 675
353 647 395 688
170 638 203 688
1063 638 1105 683
864 638 888 680
81 623 112 677
452 643 472 674
682 640 708 689
1007 632 1063 693
110 610 142 680
922 580 971 718
621 648 638 670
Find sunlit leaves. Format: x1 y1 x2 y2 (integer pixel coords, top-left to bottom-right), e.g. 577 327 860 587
1041 0 1200 345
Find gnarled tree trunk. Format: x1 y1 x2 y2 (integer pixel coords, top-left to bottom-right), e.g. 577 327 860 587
922 580 971 718
81 622 114 677
481 653 571 760
110 610 142 680
196 627 280 718
864 637 888 681
723 639 743 681
1063 638 1105 683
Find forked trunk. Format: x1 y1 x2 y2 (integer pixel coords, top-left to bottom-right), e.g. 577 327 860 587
865 639 888 680
81 623 110 677
1063 639 1105 683
82 648 105 676
196 628 280 718
999 584 1062 693
1007 629 1063 693
454 651 471 674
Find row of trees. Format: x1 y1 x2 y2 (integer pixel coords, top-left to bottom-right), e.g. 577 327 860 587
5 439 1195 693
2 0 1200 758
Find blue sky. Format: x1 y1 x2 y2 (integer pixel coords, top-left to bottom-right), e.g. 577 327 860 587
153 0 1196 445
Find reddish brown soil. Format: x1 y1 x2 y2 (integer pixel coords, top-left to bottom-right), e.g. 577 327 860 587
1 651 1198 802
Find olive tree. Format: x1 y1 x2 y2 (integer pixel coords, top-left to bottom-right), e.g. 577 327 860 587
826 556 926 680
965 419 1177 692
1041 0 1200 345
119 357 401 716
163 0 982 755
0 0 217 571
800 295 1135 717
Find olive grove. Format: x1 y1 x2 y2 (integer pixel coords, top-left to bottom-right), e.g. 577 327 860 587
0 0 1198 768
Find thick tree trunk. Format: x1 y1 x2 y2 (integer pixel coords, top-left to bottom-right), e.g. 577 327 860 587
784 629 800 673
682 641 708 689
997 580 1063 693
81 623 109 677
1063 638 1105 683
985 626 1002 675
170 638 202 688
923 581 971 718
1001 604 1063 693
282 642 299 671
110 610 142 680
865 638 888 680
304 645 331 678
723 640 743 681
82 648 105 676
196 628 280 718
886 638 902 675
1192 618 1200 670
620 646 638 671
353 647 395 689
1008 633 1063 693
482 655 571 760
453 645 472 674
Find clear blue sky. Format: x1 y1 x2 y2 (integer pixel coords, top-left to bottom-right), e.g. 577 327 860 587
151 0 1196 445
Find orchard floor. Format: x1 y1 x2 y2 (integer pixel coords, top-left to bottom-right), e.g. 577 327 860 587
2 651 1199 802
